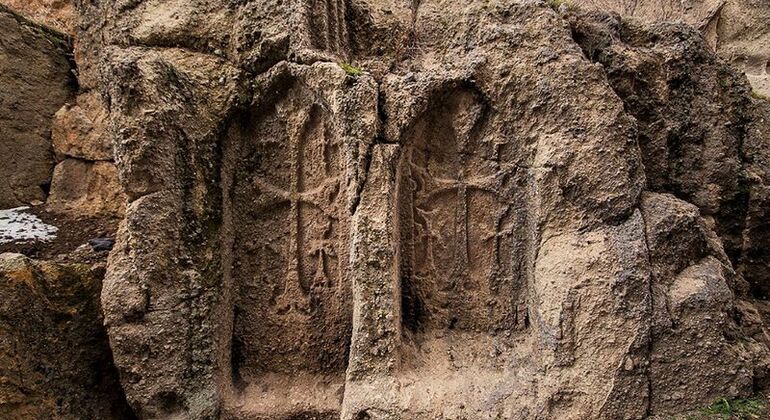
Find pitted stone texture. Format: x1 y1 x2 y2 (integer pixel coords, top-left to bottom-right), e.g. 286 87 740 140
570 0 724 35
46 159 126 218
0 0 75 33
77 0 770 419
222 63 376 419
343 144 401 420
570 0 770 98
640 193 764 412
740 100 770 298
706 0 770 98
222 62 378 418
101 47 244 418
570 13 770 297
52 92 112 161
343 0 650 416
397 88 524 333
0 5 73 208
741 185 770 297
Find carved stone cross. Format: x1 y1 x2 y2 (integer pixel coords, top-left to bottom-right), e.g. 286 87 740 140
250 107 341 316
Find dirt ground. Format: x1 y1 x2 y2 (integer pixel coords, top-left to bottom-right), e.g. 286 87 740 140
0 204 119 263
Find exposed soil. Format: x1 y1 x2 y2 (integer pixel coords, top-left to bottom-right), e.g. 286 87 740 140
0 204 119 263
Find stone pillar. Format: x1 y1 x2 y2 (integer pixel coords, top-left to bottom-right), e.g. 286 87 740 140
343 144 401 420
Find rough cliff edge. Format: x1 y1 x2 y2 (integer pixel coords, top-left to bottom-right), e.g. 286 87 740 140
573 0 770 98
2 1 770 419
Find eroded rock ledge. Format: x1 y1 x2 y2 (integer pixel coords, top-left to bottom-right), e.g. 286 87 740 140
4 0 769 419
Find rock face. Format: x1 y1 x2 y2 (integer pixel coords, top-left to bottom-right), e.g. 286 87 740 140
52 91 113 161
68 1 770 419
47 90 127 219
46 159 126 218
0 0 76 34
570 0 724 33
721 0 770 98
0 253 134 419
0 5 74 209
571 0 770 98
569 12 770 299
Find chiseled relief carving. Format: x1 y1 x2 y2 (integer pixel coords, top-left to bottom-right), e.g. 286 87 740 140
399 89 523 333
232 89 351 377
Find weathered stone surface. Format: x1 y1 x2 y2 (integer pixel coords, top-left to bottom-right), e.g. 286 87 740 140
569 17 770 406
52 91 112 161
741 100 770 298
0 0 75 34
223 62 371 418
570 0 723 32
0 5 74 208
99 46 244 419
570 12 770 301
741 184 770 297
718 0 770 98
67 0 770 419
342 144 401 419
46 159 126 218
0 253 133 419
571 0 770 97
640 192 765 411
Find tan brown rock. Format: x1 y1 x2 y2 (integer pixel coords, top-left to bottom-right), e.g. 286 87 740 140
0 0 75 34
0 253 133 419
0 5 74 208
569 12 770 300
570 0 724 29
571 0 770 97
52 91 112 161
69 0 770 418
46 160 126 218
719 0 770 98
738 100 770 298
99 48 245 419
640 192 760 411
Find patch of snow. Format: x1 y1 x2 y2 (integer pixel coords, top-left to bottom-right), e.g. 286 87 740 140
0 207 58 245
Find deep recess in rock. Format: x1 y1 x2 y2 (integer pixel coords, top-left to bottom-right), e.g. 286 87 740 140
225 70 354 411
2 0 770 419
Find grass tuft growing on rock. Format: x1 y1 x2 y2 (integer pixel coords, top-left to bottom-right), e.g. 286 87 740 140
339 62 363 77
702 397 766 419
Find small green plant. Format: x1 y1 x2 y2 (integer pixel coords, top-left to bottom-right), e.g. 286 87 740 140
547 0 572 10
703 397 766 419
339 62 363 77
751 90 770 102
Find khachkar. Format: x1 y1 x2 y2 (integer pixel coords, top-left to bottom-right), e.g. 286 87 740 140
89 0 770 419
398 89 525 333
229 73 353 392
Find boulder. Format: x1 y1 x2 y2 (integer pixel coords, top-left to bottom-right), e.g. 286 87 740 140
0 253 133 419
46 160 126 218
